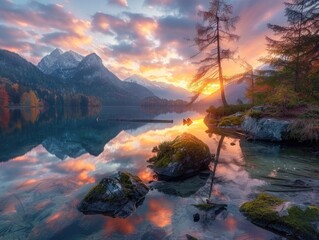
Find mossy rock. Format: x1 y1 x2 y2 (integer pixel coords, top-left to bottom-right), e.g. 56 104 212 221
218 115 244 127
78 171 149 218
193 203 217 212
248 110 263 119
240 193 319 240
148 133 212 180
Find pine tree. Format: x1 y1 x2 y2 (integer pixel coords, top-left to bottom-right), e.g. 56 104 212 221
264 0 319 93
191 0 239 107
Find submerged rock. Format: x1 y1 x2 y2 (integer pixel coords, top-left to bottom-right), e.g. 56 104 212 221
150 172 210 197
193 213 200 222
193 202 228 221
141 228 167 240
78 172 149 218
240 193 319 240
186 234 199 240
242 117 290 141
148 133 212 180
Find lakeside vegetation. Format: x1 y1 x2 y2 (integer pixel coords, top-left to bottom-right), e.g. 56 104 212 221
198 0 319 145
0 77 100 109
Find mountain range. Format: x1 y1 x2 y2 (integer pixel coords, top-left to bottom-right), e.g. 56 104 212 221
124 75 191 101
0 48 248 107
36 49 157 105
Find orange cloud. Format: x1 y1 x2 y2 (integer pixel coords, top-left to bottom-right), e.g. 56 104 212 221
147 198 172 227
59 158 96 184
104 216 143 235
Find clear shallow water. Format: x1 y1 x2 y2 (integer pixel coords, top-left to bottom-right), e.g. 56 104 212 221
0 107 318 240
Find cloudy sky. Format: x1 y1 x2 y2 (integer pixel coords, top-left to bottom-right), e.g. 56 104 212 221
0 0 287 90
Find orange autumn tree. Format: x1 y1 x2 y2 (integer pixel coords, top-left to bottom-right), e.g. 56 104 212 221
0 86 9 107
20 90 39 107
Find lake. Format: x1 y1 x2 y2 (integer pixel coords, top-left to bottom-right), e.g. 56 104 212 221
0 106 318 240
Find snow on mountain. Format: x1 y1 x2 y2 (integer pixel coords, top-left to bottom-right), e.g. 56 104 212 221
37 50 155 104
125 74 162 88
124 74 191 101
78 53 103 69
37 49 84 79
37 48 63 74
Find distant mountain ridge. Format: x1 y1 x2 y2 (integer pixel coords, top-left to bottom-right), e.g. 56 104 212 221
36 49 155 105
196 79 250 107
124 75 191 101
0 48 192 106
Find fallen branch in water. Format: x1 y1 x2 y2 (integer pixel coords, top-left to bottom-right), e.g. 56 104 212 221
106 119 173 123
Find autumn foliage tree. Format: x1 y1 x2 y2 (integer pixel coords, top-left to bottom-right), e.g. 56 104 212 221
20 90 39 107
0 86 9 107
191 0 239 106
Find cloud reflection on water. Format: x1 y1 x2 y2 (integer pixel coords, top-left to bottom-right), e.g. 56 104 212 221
0 111 284 239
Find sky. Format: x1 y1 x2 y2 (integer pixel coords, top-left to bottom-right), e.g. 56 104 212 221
0 0 287 92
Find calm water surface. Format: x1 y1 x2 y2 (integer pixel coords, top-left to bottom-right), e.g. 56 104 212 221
0 107 318 240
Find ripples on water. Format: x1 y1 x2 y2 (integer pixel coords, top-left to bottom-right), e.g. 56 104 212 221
0 107 318 240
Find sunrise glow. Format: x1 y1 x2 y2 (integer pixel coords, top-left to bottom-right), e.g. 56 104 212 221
0 0 287 94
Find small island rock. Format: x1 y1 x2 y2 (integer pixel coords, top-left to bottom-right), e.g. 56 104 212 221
240 193 319 240
148 133 212 180
78 171 149 218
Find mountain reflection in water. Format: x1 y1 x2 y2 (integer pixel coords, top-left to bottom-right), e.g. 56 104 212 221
0 106 318 240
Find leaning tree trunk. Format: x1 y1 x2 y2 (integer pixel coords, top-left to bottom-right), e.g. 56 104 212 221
216 17 228 107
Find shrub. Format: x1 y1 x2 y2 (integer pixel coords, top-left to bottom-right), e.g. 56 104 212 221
218 115 243 127
288 119 319 142
266 85 301 112
248 110 263 119
206 104 253 117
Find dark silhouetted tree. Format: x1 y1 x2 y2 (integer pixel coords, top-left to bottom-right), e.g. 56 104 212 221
263 0 319 93
191 0 239 107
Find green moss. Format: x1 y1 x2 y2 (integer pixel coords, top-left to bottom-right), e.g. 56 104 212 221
240 194 319 239
218 115 243 127
119 172 131 185
193 203 215 212
240 193 284 223
282 206 319 238
149 133 211 168
84 184 106 203
248 110 263 119
206 104 253 117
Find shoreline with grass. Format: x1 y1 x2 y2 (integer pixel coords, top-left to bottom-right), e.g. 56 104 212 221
204 103 319 147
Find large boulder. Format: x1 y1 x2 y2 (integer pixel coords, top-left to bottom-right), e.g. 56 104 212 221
242 116 291 141
240 193 319 240
148 133 212 180
78 172 149 218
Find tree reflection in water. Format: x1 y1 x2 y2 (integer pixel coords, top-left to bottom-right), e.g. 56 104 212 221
208 135 225 201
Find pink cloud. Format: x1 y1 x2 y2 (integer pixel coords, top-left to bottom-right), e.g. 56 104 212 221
108 0 128 7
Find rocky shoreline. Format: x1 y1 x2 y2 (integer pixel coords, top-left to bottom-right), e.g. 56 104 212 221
205 106 319 146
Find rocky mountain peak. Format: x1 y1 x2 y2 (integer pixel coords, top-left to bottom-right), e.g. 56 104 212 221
37 48 63 74
50 48 63 57
79 53 104 69
63 50 83 62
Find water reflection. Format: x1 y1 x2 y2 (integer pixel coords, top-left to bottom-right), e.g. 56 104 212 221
0 106 192 162
0 107 317 239
208 135 225 201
